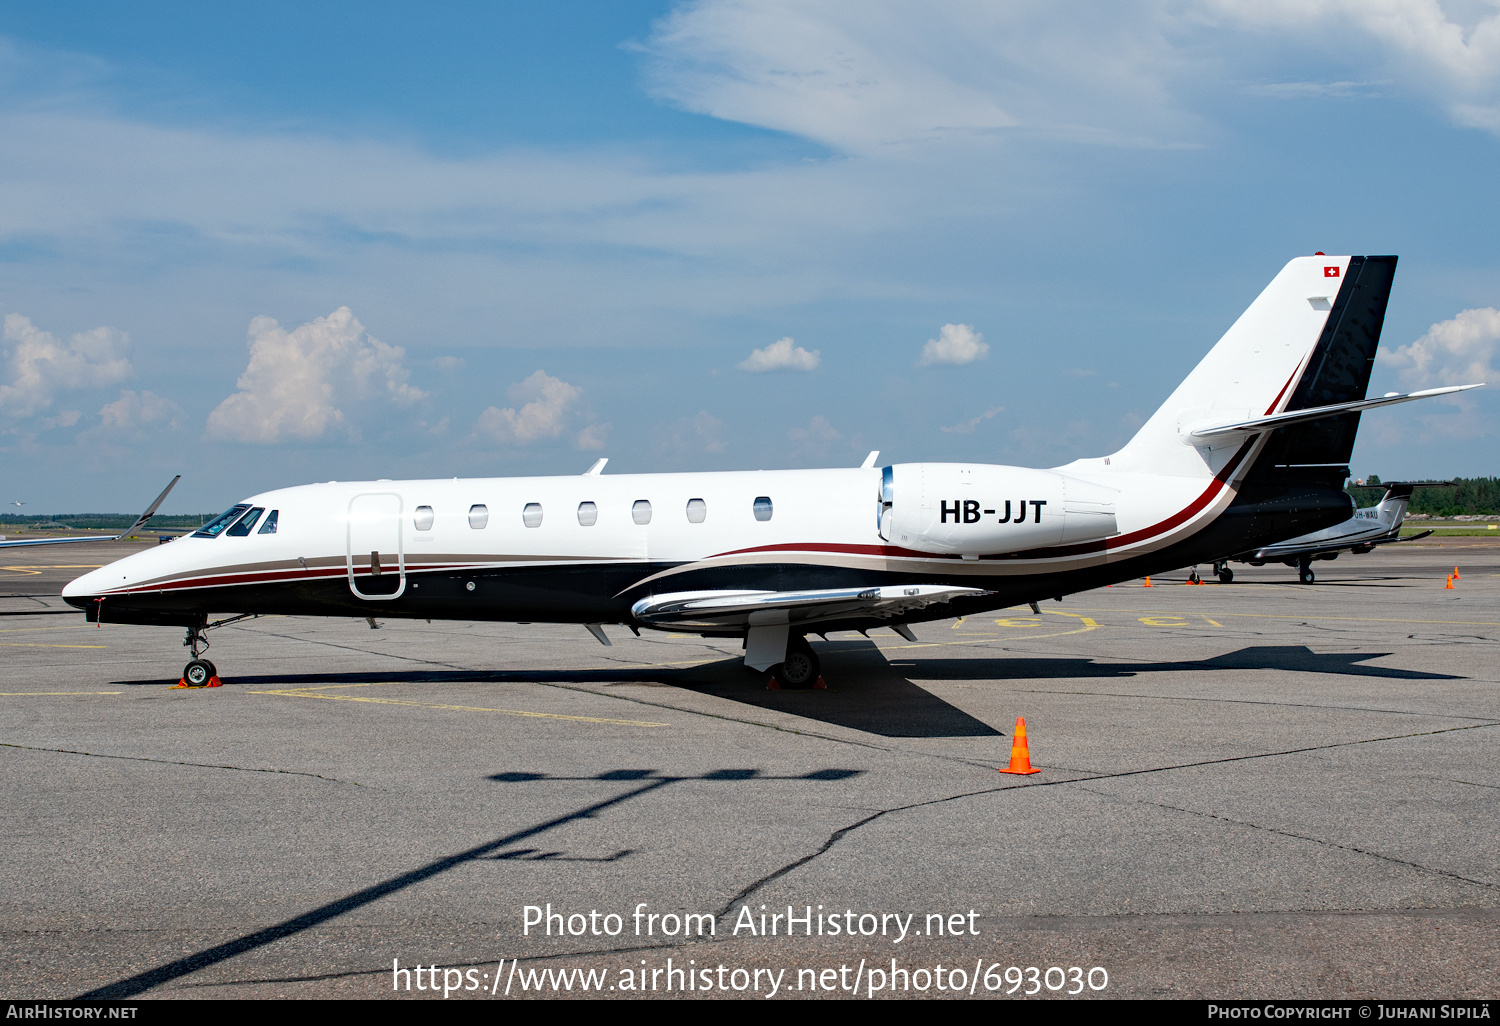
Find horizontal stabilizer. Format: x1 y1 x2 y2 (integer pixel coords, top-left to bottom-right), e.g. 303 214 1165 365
1182 385 1483 447
631 584 989 629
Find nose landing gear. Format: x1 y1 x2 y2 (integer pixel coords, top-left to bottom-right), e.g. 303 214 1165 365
171 613 257 688
1297 556 1315 585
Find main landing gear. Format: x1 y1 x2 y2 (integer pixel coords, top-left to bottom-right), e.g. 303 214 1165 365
769 636 824 690
1297 555 1315 585
1214 561 1234 584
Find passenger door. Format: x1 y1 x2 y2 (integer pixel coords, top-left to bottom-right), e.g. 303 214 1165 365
346 493 405 600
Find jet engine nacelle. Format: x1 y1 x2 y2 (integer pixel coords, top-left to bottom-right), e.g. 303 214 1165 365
878 463 1119 556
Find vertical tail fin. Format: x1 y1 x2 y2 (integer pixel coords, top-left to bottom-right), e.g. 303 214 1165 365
1106 255 1396 481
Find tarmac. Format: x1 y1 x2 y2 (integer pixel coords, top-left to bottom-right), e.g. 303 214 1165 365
1 539 1497 1000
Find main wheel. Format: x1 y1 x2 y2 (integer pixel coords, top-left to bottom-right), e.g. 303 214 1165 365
183 659 214 686
1218 567 1234 584
776 638 821 689
1298 567 1315 585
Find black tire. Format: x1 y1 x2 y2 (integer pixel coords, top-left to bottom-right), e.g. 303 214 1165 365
777 638 821 689
183 659 213 686
205 660 217 678
1218 567 1234 584
1187 571 1200 584
1299 567 1315 585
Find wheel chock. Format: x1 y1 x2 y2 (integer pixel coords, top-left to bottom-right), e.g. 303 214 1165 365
170 676 223 689
999 716 1041 775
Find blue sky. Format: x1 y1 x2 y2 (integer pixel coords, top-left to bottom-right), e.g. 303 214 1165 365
1 1 1497 512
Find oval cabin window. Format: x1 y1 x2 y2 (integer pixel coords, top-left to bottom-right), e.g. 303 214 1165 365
632 500 652 525
686 498 707 524
577 501 598 527
523 503 543 528
468 504 489 529
753 496 773 521
413 506 434 531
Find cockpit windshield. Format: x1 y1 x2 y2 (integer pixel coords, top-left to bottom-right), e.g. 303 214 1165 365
193 504 251 539
226 507 265 536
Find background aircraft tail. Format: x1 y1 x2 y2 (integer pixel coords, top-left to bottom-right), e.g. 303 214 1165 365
1106 255 1396 485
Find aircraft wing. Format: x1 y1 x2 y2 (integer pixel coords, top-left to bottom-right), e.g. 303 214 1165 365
0 476 179 550
631 584 991 631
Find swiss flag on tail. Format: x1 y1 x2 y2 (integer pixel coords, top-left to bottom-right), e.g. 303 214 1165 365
1324 266 1340 277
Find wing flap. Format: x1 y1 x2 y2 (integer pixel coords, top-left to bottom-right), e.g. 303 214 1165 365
631 584 990 629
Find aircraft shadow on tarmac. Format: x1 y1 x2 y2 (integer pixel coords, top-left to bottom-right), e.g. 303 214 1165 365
116 643 1455 741
897 644 1463 683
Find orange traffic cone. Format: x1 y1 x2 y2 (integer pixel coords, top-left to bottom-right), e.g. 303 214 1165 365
1445 574 1455 589
999 716 1041 775
1453 566 1461 580
1143 577 1153 587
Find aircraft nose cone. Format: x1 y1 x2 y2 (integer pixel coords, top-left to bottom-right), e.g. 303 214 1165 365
62 567 111 601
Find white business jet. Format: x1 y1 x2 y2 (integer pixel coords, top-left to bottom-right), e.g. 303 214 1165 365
63 256 1480 688
1211 480 1438 584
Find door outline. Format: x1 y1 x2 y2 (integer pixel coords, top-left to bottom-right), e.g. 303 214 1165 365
346 492 406 601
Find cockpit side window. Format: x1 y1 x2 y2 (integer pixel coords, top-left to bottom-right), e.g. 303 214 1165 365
227 507 265 536
193 504 251 539
257 509 279 535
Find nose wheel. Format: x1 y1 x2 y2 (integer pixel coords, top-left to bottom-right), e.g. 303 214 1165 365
1298 556 1315 585
173 617 234 688
180 659 221 688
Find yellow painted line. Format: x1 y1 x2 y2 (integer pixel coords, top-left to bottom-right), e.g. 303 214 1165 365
0 625 83 634
0 642 107 649
0 565 103 576
251 686 667 726
0 691 122 696
1063 608 1500 628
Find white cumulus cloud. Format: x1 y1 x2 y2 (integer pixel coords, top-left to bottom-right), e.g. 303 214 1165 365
473 370 601 447
206 307 426 444
1205 0 1500 133
737 336 821 372
98 389 183 431
1381 308 1500 389
662 410 727 455
942 405 1004 434
919 323 988 366
0 314 132 420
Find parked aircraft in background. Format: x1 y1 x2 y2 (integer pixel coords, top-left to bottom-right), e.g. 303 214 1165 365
1209 481 1439 584
61 256 1482 688
0 477 179 550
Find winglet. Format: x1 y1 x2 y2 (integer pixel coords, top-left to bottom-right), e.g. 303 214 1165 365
583 458 608 476
860 451 880 469
113 475 180 539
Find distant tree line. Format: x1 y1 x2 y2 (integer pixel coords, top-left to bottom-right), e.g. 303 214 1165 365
1347 477 1500 516
0 513 209 531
